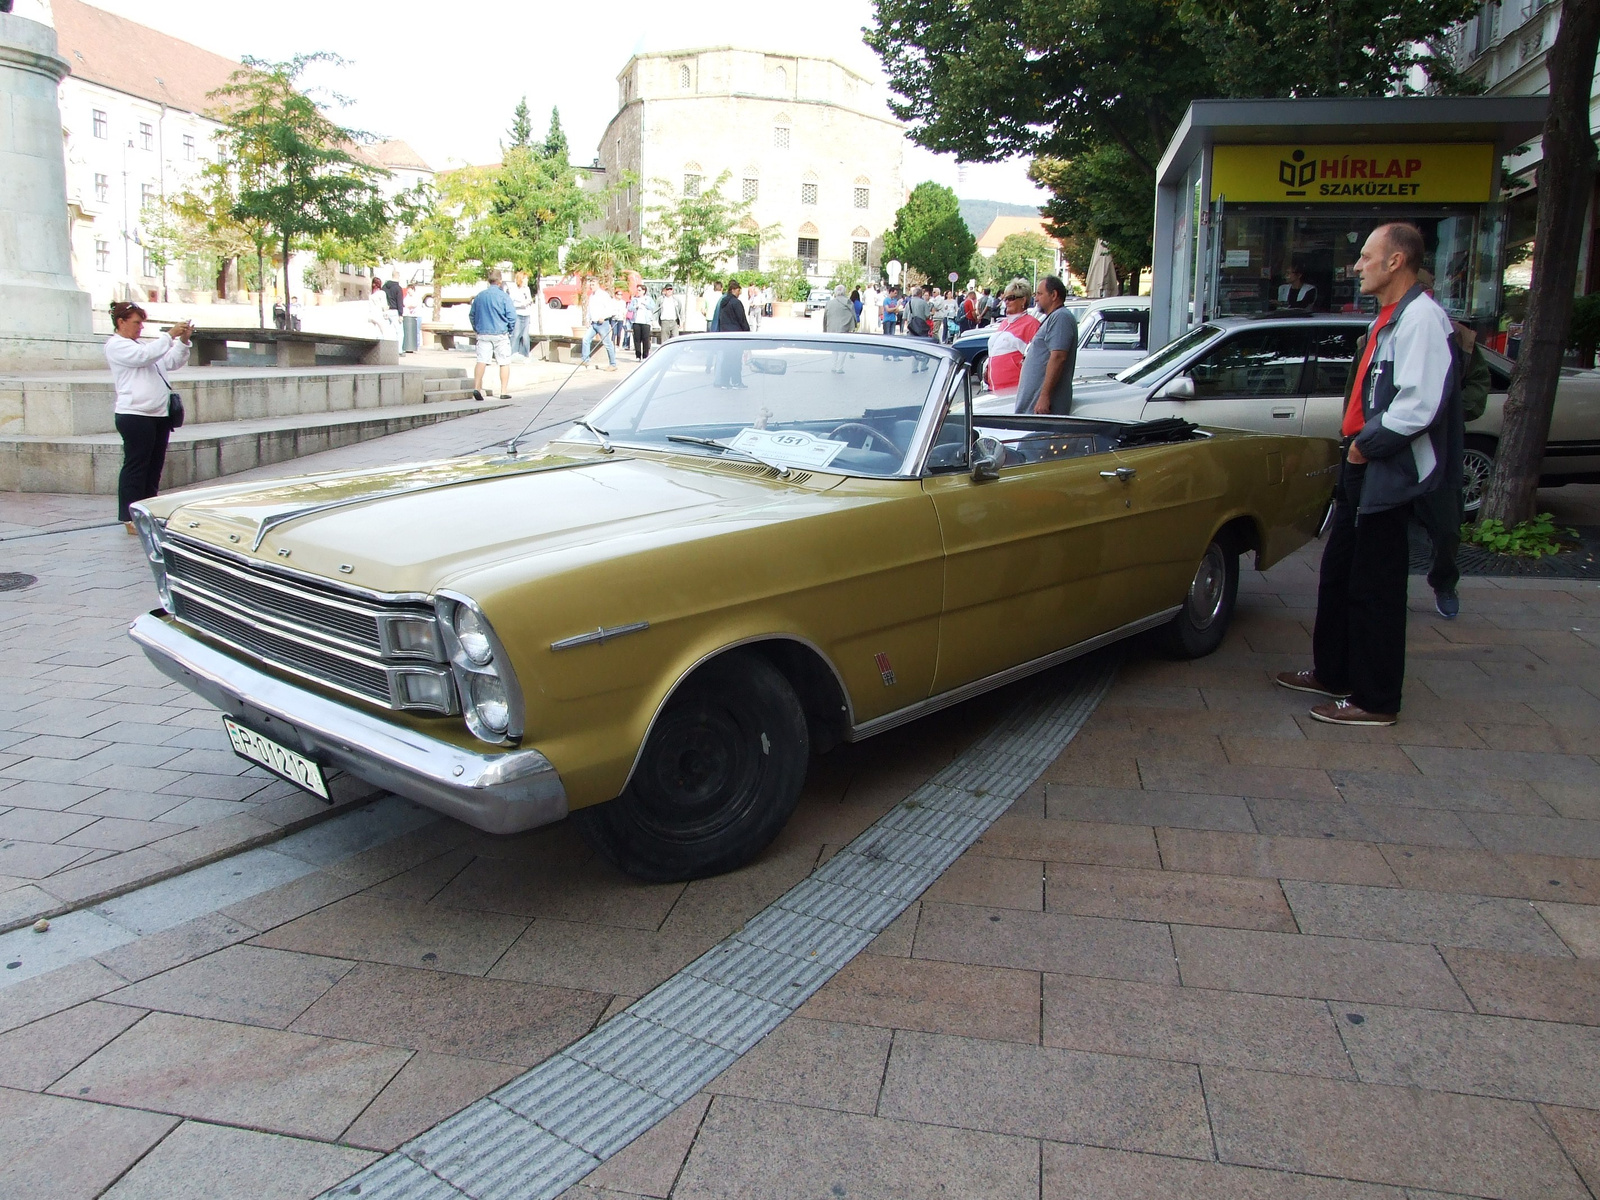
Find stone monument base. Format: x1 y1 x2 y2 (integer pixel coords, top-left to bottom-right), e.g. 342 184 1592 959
0 333 107 372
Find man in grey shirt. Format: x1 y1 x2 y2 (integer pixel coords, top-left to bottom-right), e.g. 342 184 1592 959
1014 276 1078 414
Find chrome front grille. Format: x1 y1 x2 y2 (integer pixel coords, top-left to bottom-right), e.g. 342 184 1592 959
165 542 384 649
160 535 453 712
171 592 393 702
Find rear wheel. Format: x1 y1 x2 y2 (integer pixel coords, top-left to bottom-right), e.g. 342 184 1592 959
575 652 809 882
1462 436 1496 519
1158 538 1239 659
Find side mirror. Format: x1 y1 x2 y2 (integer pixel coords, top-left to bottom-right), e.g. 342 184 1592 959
1156 374 1195 400
971 435 1004 482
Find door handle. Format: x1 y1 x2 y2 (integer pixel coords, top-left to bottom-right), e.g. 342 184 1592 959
1272 409 1296 419
1099 467 1137 482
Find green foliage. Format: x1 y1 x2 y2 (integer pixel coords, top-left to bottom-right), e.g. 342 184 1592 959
543 107 570 163
882 182 976 288
1031 150 1152 291
1569 292 1600 362
766 257 811 303
301 257 337 294
991 231 1056 289
643 172 775 288
1460 513 1576 559
481 142 605 284
209 53 393 319
399 168 493 311
508 96 533 150
867 0 1480 281
829 260 868 294
567 232 642 289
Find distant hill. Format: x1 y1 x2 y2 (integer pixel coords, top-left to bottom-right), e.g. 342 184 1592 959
959 199 1042 240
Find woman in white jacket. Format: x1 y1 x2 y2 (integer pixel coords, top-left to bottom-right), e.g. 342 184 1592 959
105 301 191 534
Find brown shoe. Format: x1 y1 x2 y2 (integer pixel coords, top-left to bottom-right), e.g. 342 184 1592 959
1309 699 1397 727
1274 670 1350 699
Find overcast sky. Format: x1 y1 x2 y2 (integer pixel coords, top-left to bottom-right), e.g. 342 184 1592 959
78 0 1047 207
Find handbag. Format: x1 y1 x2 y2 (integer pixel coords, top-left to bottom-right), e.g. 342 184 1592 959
157 363 184 428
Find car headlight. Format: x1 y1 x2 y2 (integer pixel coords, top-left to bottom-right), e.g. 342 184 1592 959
130 506 172 609
452 605 494 666
436 593 524 745
470 673 510 733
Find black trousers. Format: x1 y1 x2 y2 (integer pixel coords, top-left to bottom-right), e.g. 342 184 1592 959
116 412 171 522
1412 483 1461 594
1312 460 1412 715
632 322 652 360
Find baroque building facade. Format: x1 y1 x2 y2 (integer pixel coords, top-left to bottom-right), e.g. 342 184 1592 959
47 0 431 312
595 45 907 281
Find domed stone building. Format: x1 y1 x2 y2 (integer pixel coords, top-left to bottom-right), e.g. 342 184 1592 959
594 44 906 283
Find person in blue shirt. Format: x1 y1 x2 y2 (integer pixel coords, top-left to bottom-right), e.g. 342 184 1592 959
469 270 518 400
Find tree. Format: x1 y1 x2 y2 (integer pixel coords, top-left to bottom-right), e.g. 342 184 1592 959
643 172 774 288
508 96 533 150
400 168 492 320
147 155 269 311
867 0 1479 282
991 230 1057 290
882 182 975 287
543 107 570 163
210 53 393 322
481 133 607 332
1481 0 1600 528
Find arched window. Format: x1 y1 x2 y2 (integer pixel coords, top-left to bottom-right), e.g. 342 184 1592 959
773 114 792 150
682 161 703 198
853 176 870 209
678 64 691 90
774 66 787 92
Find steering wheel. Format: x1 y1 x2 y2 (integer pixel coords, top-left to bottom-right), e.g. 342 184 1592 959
828 422 905 461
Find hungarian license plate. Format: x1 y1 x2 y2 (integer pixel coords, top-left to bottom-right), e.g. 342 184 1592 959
223 717 330 801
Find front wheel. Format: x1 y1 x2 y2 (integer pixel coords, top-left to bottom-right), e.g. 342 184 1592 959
548 297 565 309
1462 436 1496 519
575 652 809 882
1158 538 1239 659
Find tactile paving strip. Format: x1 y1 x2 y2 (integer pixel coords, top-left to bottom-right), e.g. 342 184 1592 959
321 653 1119 1199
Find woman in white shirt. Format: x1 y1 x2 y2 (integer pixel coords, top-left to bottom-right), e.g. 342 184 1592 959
105 301 191 534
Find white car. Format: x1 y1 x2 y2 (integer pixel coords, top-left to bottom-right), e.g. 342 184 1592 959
977 312 1600 515
954 296 1153 381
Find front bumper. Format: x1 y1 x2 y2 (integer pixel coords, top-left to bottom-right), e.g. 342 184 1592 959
129 612 568 835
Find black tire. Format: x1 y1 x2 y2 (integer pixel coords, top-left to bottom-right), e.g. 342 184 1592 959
575 651 809 882
1158 538 1239 659
548 297 565 309
1462 435 1496 520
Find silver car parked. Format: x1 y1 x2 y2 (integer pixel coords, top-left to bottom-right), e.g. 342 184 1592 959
978 313 1600 514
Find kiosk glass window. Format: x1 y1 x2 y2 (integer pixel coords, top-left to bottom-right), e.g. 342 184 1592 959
1212 208 1504 325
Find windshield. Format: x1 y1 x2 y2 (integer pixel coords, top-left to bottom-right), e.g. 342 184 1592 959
1115 323 1219 385
573 337 943 477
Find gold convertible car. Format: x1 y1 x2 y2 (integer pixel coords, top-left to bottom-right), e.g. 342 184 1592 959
129 333 1336 880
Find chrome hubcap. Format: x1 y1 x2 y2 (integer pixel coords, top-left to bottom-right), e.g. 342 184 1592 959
1461 448 1494 516
1187 544 1227 630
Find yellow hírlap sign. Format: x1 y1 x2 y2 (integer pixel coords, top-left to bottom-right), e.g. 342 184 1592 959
1210 143 1495 203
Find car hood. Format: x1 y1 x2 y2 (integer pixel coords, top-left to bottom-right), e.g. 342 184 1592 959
155 447 840 594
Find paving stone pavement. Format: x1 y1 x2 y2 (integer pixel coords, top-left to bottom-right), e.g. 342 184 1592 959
3 381 1600 1196
0 366 631 934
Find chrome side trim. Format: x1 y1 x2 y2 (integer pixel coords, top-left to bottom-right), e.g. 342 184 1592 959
129 612 564 835
847 606 1181 742
550 621 651 652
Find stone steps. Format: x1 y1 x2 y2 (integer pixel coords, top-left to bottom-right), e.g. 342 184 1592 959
0 397 507 494
0 365 472 436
